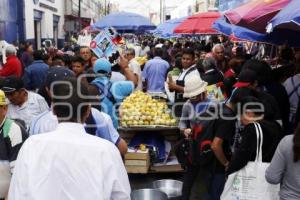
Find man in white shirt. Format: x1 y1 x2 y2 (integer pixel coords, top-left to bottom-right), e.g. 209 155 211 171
8 78 131 200
125 48 142 90
168 48 201 117
2 76 49 129
29 68 128 155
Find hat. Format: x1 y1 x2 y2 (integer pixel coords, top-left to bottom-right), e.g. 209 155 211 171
155 44 163 48
234 69 257 88
93 58 111 75
2 76 24 93
183 75 208 98
45 67 75 88
0 90 8 106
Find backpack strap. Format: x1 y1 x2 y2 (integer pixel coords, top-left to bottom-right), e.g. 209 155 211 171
288 76 300 98
92 81 116 104
3 118 13 138
182 66 197 80
84 112 97 136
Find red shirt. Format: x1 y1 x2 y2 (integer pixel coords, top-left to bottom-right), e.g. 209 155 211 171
224 68 236 78
0 55 22 77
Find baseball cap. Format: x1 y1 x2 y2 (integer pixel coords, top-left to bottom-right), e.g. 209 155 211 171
234 69 257 88
0 90 8 106
93 58 112 75
45 67 75 88
2 76 24 93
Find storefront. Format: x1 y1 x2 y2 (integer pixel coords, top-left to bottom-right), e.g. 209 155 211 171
24 0 65 49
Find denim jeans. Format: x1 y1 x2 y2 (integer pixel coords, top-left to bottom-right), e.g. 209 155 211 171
204 173 226 200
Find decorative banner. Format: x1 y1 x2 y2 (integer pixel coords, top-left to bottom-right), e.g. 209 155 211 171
90 31 117 59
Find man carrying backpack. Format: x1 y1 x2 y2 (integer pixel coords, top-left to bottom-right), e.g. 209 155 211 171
178 75 236 200
178 75 212 200
88 57 134 128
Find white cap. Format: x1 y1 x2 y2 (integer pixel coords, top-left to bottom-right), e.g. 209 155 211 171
155 44 163 48
183 75 208 98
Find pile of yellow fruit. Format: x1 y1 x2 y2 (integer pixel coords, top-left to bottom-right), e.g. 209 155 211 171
120 91 177 127
136 56 148 66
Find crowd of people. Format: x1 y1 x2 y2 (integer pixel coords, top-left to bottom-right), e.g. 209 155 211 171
0 34 299 200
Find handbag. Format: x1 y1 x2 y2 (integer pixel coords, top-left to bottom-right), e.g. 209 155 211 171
174 137 194 168
221 122 280 200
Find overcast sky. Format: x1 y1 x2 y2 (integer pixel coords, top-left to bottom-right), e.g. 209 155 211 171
109 0 186 16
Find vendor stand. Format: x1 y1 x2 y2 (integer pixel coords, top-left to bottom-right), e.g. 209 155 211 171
118 91 184 174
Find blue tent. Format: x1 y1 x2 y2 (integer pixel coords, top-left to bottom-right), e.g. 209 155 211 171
213 16 300 47
152 17 187 38
267 0 300 33
92 12 156 32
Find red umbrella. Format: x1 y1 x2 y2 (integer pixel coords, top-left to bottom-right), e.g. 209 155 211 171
224 0 291 33
174 11 221 34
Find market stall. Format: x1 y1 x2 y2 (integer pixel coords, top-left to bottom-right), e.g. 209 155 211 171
118 91 183 174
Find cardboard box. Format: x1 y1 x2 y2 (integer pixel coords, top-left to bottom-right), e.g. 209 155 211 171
125 148 150 174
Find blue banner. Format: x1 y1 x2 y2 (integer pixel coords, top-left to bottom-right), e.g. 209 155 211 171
218 0 250 11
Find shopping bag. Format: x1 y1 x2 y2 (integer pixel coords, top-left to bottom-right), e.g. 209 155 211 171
221 122 280 200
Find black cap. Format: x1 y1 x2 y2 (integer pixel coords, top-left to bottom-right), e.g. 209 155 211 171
234 69 257 88
45 67 75 88
2 76 24 93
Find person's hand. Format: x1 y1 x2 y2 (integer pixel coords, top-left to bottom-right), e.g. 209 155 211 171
183 128 192 138
118 53 129 71
168 80 177 91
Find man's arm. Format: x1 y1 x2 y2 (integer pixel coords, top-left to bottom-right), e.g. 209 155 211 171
265 136 287 184
117 138 128 156
168 81 184 93
211 137 229 168
118 54 138 85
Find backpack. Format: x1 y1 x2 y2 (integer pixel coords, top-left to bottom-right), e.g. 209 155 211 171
190 105 218 167
92 80 116 104
175 104 219 168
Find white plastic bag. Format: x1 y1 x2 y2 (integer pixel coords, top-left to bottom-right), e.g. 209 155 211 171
77 30 92 47
221 122 280 200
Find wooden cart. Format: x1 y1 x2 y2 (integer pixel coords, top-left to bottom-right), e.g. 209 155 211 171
118 126 184 174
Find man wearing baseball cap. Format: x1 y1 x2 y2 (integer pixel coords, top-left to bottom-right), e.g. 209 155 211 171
89 57 134 128
1 76 49 129
0 90 28 199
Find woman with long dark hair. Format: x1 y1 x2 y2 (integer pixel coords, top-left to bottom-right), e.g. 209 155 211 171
266 123 300 200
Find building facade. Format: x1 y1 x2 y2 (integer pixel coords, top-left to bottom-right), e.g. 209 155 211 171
64 0 103 35
24 0 65 49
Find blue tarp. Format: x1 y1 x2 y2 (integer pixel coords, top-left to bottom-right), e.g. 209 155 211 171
213 16 300 47
151 17 187 38
268 0 300 33
92 12 156 32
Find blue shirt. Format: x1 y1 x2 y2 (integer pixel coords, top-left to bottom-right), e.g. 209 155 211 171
23 60 49 90
29 108 121 145
142 57 170 93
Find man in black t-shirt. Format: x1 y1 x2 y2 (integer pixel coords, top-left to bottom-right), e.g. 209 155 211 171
209 103 236 200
